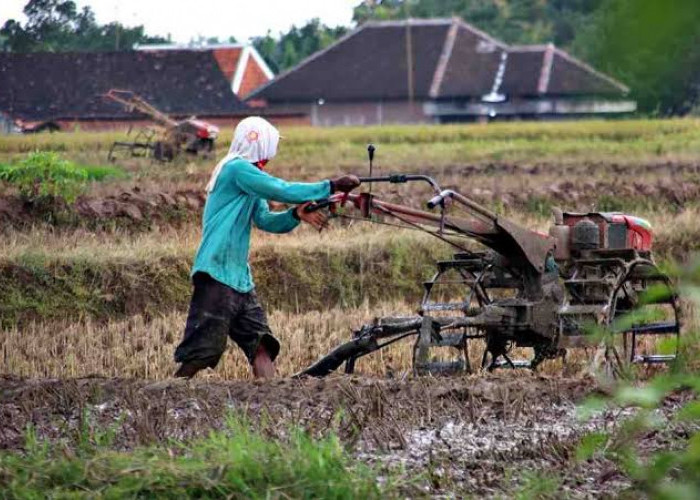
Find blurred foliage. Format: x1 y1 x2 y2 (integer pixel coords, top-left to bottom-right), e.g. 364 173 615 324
574 261 700 498
571 0 700 116
251 18 347 73
0 0 168 52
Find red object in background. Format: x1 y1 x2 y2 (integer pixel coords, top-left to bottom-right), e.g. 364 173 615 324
189 119 219 139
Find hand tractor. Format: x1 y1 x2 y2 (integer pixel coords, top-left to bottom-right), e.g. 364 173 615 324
104 89 219 162
300 146 680 379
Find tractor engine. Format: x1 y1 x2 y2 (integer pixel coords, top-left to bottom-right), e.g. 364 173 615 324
549 209 653 263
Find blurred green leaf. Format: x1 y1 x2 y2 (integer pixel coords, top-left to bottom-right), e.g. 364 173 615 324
576 431 608 462
644 452 678 487
616 386 664 408
577 396 608 421
655 482 700 500
676 401 700 422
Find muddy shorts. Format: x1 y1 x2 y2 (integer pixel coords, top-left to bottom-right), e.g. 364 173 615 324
174 272 280 368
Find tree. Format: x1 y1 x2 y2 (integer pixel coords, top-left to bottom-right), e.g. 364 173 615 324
0 0 168 52
351 0 602 47
251 18 347 72
571 0 700 115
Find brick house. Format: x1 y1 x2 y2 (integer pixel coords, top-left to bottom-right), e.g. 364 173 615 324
249 18 636 125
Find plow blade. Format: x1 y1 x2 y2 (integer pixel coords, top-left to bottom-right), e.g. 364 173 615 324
415 360 465 375
297 336 379 378
488 358 532 369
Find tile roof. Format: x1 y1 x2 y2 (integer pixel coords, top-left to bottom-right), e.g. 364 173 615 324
139 44 275 97
0 50 247 121
251 18 628 103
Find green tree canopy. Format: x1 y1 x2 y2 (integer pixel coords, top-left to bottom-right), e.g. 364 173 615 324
571 0 700 115
352 0 603 47
251 18 347 73
0 0 168 52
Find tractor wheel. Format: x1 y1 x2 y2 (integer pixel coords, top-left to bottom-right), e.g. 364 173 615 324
154 141 176 162
604 260 680 379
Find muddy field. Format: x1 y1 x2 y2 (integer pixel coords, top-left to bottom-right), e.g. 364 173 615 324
0 375 694 497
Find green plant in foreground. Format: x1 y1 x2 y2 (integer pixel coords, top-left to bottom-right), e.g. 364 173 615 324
0 415 398 499
0 152 125 203
574 263 700 499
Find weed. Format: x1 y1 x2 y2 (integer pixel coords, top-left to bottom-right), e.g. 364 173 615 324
0 416 399 499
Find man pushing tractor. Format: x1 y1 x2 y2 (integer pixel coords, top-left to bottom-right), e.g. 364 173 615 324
174 117 360 379
176 116 679 381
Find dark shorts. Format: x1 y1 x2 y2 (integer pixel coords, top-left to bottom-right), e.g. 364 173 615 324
174 272 280 368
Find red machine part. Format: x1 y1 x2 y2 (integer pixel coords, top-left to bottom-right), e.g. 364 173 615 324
560 213 653 252
189 119 220 139
620 215 653 251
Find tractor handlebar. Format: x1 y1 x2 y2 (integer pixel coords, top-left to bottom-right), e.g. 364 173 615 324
302 174 446 214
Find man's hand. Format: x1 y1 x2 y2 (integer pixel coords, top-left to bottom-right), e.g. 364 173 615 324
330 174 361 193
296 202 329 231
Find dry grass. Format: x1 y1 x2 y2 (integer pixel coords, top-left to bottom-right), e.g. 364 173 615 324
1 203 697 262
4 298 691 380
0 302 415 379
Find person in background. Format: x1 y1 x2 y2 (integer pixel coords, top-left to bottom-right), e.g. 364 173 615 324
174 116 360 379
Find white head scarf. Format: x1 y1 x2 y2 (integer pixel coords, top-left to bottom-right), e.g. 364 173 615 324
205 116 280 192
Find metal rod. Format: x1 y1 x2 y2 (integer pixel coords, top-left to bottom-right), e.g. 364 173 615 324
357 174 442 194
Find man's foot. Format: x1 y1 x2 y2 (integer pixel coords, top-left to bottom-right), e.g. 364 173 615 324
252 345 275 379
174 361 206 379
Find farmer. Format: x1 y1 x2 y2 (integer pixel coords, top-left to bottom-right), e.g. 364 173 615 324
174 116 360 379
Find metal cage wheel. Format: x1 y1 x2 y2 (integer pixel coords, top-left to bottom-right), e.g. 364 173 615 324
604 260 680 379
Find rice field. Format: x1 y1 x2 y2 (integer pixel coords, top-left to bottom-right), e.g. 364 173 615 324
1 118 699 380
2 118 700 498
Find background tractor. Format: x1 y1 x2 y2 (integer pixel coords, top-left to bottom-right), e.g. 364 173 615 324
104 89 219 162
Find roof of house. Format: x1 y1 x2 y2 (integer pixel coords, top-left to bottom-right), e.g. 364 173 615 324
0 50 248 121
137 43 275 98
250 18 628 103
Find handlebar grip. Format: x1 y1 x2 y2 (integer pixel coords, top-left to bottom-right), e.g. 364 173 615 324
427 194 445 210
303 199 332 213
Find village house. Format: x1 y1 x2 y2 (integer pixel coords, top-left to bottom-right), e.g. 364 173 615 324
249 18 636 125
0 44 293 132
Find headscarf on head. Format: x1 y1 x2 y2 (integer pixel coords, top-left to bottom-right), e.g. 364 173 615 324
205 116 280 192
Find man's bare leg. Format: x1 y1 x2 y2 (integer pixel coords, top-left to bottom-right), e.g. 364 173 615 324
252 344 275 379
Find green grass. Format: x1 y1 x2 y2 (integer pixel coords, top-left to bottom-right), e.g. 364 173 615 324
1 119 699 175
0 227 448 326
0 416 403 499
0 161 126 181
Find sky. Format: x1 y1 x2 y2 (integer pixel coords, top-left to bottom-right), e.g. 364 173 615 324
0 0 359 43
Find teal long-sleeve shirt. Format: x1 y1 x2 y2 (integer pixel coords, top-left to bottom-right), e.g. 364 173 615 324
192 157 331 292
